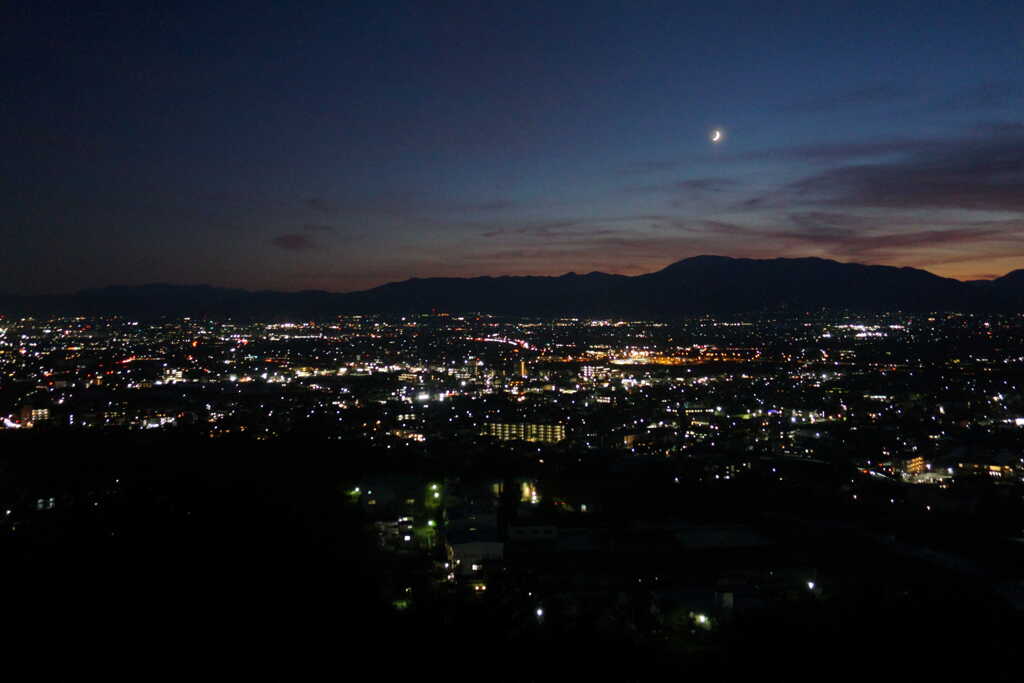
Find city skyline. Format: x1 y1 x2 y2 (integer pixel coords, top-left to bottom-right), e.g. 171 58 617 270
4 1 1024 294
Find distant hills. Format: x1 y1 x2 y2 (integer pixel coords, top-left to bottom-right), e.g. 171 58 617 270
2 256 1022 318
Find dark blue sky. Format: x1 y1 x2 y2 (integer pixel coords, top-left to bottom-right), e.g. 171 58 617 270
3 0 1023 293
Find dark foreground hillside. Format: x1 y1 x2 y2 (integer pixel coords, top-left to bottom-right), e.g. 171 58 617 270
2 431 1019 681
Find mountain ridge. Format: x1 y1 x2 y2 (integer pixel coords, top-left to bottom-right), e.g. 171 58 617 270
1 256 1021 318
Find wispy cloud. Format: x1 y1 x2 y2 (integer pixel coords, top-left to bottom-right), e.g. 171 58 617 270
735 138 936 164
737 123 1024 212
940 80 1024 112
271 233 318 250
788 81 921 113
619 160 682 175
304 197 336 214
458 199 517 212
480 220 584 239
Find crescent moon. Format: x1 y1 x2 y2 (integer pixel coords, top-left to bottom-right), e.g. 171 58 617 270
711 129 722 143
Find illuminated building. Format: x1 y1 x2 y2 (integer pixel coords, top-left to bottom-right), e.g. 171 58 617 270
904 456 926 475
484 422 565 443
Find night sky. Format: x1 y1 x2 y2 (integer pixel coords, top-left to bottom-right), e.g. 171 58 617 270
3 1 1023 294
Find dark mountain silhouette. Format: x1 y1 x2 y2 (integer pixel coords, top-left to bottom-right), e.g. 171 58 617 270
1 256 1021 318
992 269 1024 289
